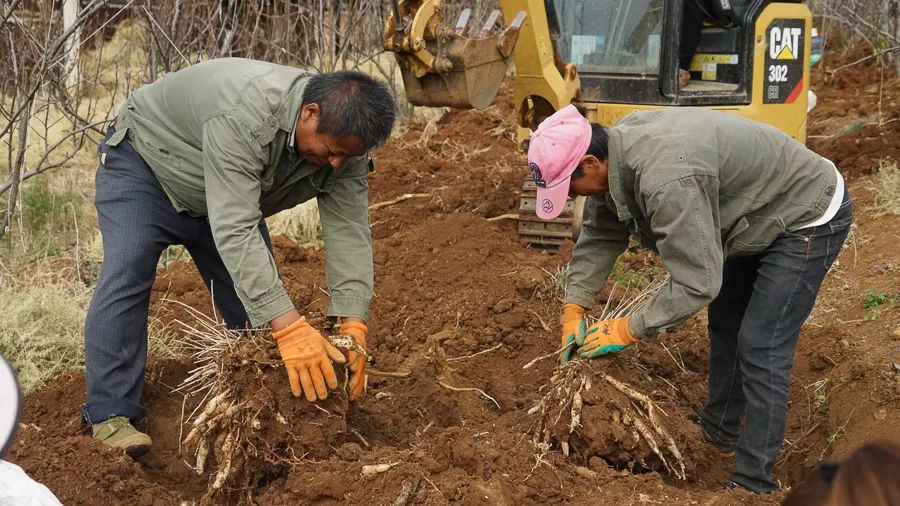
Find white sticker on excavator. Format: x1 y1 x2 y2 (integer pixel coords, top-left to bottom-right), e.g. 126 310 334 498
570 35 605 65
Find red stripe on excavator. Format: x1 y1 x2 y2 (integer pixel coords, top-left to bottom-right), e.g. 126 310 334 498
785 80 803 104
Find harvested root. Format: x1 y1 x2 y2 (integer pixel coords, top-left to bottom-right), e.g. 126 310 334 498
530 360 686 479
195 437 209 475
368 368 412 378
603 373 685 479
172 308 352 502
361 462 401 478
328 335 368 356
526 277 686 479
393 476 422 506
212 430 237 490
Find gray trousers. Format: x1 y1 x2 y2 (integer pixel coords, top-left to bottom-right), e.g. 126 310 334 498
700 190 852 492
82 128 271 424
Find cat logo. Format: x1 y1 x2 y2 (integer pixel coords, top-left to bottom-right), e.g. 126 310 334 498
769 26 802 60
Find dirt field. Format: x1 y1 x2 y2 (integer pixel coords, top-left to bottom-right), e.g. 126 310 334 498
8 58 900 505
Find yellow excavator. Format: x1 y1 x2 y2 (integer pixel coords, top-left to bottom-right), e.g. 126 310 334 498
385 0 814 248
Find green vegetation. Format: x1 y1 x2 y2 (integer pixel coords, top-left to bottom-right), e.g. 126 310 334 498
863 289 897 321
3 178 89 262
836 121 866 137
609 257 655 288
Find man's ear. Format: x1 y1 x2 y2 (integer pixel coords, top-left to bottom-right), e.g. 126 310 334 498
580 154 603 176
300 103 320 125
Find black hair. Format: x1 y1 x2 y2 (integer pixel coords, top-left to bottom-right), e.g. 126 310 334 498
302 71 396 150
571 123 609 181
586 123 609 161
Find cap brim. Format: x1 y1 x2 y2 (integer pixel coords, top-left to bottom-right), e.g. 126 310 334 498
535 178 572 220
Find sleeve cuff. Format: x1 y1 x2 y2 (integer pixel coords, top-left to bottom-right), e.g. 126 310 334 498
564 287 597 309
328 293 371 320
246 288 294 328
629 312 658 339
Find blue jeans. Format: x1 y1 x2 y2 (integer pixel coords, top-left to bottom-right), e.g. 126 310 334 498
82 129 271 424
701 190 852 492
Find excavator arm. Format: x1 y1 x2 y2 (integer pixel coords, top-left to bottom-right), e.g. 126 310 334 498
384 0 526 109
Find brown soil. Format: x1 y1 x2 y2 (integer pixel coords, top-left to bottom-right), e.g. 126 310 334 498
9 58 900 504
807 47 900 179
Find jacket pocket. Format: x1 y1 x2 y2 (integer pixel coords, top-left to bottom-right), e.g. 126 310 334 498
136 138 182 171
726 215 786 253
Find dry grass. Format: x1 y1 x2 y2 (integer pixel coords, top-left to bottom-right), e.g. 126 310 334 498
0 276 91 394
265 200 323 245
0 263 180 394
875 159 900 215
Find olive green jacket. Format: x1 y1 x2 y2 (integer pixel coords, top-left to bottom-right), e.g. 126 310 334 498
108 58 373 326
565 108 838 338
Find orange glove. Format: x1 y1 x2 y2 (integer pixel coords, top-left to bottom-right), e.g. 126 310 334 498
560 304 586 364
338 320 368 401
273 317 346 402
576 316 638 358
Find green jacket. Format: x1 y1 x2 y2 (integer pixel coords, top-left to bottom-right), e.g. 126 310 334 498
107 58 374 326
565 108 838 338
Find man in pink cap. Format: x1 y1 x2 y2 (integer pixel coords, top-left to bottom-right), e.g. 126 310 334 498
528 106 850 494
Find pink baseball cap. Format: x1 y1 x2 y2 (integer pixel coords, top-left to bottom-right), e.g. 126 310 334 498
527 105 592 220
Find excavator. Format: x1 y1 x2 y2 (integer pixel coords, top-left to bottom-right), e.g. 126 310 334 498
384 0 815 248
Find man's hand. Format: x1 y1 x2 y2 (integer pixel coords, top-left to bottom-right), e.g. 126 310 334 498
576 316 638 358
338 319 368 401
273 316 346 401
560 304 586 364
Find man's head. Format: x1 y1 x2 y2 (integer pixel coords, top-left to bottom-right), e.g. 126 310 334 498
526 105 610 220
295 71 396 168
568 123 610 197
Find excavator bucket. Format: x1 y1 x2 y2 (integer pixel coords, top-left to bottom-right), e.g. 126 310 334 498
385 1 526 110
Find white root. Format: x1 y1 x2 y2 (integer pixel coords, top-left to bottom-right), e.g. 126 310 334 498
212 431 236 490
437 379 501 409
183 426 202 447
602 374 686 480
569 390 583 434
328 335 368 356
192 391 231 427
630 416 672 476
195 437 209 475
361 462 401 478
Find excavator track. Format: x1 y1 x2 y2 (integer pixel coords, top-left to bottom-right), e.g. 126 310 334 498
517 176 584 250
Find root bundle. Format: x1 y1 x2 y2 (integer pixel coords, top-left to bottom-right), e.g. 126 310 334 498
169 303 355 503
527 277 686 479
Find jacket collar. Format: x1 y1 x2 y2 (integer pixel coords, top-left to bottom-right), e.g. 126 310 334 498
606 128 633 221
279 75 311 153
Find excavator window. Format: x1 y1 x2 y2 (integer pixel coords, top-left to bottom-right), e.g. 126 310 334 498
553 0 665 76
548 0 767 106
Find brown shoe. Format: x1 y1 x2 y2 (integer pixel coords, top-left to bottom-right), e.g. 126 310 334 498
92 416 152 458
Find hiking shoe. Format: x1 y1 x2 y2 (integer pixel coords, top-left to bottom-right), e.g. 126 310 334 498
723 480 748 491
92 416 152 458
699 425 737 456
690 415 737 456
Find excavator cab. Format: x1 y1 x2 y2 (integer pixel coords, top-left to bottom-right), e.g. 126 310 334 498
550 0 804 105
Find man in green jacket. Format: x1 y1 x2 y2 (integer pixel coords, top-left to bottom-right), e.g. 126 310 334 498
528 105 851 493
84 58 395 457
